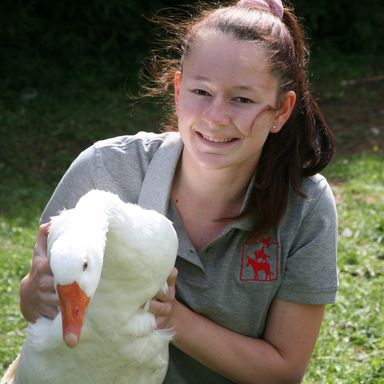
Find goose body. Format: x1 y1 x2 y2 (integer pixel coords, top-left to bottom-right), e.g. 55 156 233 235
10 190 178 384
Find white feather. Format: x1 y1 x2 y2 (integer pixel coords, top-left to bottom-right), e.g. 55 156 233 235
12 190 178 384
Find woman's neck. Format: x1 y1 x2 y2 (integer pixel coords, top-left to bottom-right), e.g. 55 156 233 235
172 150 254 220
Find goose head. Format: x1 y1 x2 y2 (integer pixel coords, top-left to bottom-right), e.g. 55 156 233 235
49 225 105 348
46 189 178 350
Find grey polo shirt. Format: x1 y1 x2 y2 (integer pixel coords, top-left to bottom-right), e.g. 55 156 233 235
41 131 338 384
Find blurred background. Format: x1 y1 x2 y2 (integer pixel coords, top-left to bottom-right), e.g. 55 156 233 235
0 1 383 382
0 0 383 183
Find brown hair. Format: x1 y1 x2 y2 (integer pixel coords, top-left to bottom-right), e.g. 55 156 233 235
141 1 335 239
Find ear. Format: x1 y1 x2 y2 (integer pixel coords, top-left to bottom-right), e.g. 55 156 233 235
270 90 296 133
174 71 182 113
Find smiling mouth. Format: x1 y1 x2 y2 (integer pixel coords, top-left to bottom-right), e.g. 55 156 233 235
198 132 237 143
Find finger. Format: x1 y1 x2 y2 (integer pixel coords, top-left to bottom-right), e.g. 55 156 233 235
36 222 50 249
37 257 53 276
167 267 178 286
41 305 59 320
30 256 53 282
33 222 50 259
154 268 178 301
148 299 172 317
38 274 57 293
153 287 167 301
39 292 59 307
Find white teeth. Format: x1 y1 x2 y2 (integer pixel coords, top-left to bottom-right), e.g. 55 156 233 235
202 134 233 143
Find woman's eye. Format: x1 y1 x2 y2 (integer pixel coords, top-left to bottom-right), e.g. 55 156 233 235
233 97 254 104
191 89 211 96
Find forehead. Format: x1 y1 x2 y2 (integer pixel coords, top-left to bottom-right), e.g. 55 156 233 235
182 31 277 91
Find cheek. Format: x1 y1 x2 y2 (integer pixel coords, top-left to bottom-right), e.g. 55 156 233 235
237 102 277 137
236 114 269 138
178 97 206 123
176 103 195 134
240 107 275 137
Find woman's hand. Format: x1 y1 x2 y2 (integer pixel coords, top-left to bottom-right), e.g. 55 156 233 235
148 267 179 330
19 222 59 323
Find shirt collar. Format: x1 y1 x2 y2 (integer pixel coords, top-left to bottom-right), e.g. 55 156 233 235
138 132 183 215
231 174 257 232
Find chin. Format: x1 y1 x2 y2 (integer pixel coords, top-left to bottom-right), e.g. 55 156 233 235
193 151 235 171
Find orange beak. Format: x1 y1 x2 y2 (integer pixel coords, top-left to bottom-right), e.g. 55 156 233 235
57 282 90 348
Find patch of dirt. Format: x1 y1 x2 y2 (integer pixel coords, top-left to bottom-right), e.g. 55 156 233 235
316 77 384 157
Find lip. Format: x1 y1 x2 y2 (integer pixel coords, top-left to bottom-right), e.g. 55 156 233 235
196 131 239 146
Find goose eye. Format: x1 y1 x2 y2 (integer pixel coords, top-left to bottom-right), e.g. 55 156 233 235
82 261 88 271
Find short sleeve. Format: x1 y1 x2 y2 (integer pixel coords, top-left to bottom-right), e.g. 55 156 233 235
277 180 338 304
40 145 98 223
39 132 171 224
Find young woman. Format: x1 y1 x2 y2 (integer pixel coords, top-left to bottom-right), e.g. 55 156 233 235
19 0 338 382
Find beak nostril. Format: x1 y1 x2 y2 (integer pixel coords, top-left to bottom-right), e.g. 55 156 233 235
57 282 90 347
74 306 80 320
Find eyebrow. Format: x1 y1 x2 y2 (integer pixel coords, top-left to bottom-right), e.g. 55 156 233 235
192 76 258 92
233 85 256 91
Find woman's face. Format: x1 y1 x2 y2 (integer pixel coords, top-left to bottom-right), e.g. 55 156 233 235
174 30 295 174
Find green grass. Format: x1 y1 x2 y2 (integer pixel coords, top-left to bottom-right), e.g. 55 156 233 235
1 53 383 381
303 153 384 383
0 176 51 370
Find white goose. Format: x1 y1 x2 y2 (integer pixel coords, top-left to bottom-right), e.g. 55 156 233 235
1 190 178 384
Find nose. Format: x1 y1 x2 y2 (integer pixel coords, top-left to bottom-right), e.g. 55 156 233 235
202 96 231 127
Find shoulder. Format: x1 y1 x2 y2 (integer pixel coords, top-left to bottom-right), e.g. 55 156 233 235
40 131 181 222
301 174 333 197
288 174 336 213
60 131 178 187
89 130 181 198
89 131 180 179
94 130 175 150
283 173 337 249
93 131 178 159
300 174 336 216
282 174 337 242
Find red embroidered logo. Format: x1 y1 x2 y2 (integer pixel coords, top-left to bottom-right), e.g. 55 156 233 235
240 237 279 282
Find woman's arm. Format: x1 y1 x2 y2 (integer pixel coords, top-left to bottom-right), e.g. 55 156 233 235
19 223 59 323
151 277 324 384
